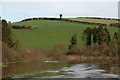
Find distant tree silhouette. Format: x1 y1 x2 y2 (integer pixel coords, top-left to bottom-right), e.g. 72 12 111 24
60 14 62 19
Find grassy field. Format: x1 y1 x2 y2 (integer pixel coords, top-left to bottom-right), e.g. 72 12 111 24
12 20 118 50
66 18 118 25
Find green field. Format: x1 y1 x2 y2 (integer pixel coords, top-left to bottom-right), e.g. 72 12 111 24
66 18 118 25
12 20 118 50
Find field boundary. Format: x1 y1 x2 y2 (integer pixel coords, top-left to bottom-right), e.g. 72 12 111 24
19 17 120 27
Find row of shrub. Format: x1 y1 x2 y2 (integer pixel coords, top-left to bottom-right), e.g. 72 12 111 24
20 17 119 27
12 25 32 29
110 23 120 27
77 17 119 21
21 18 107 26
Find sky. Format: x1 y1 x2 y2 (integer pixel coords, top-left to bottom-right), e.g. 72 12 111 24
0 1 119 22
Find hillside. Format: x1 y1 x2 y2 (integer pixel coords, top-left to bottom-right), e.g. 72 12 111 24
12 20 118 50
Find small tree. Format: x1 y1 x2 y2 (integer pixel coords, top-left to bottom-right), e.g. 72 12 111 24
104 27 111 44
2 19 18 48
97 26 111 45
113 32 118 43
60 14 62 19
97 26 104 44
92 27 98 43
82 27 92 45
69 34 77 49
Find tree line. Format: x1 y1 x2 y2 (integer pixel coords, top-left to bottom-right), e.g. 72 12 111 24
68 26 119 55
2 19 18 48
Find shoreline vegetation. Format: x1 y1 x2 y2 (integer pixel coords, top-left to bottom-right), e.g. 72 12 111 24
2 41 119 64
2 56 119 67
1 17 119 64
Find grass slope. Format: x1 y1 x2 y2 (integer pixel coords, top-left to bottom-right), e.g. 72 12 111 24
12 20 118 50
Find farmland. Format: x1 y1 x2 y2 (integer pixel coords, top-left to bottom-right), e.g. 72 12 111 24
12 20 118 50
66 18 118 25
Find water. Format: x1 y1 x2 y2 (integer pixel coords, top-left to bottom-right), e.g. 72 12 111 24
2 60 120 78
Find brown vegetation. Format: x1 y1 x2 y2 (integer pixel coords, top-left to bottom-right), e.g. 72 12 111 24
48 43 68 60
2 42 50 63
67 41 118 57
110 23 120 27
2 42 22 63
2 41 119 63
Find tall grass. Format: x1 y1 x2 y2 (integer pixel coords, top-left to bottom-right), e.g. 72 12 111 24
2 40 119 63
2 42 49 63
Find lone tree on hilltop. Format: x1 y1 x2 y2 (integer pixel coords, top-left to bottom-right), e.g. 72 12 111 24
60 14 62 19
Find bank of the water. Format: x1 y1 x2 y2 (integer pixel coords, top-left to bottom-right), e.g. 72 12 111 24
64 55 119 62
2 58 119 78
2 55 119 68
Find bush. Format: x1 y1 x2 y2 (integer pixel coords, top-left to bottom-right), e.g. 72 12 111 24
49 43 68 60
67 42 118 57
67 45 89 56
2 42 22 63
69 34 77 50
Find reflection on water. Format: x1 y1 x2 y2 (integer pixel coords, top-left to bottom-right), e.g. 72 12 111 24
2 60 120 78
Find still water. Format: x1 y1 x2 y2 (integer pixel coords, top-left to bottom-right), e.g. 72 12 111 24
2 60 120 78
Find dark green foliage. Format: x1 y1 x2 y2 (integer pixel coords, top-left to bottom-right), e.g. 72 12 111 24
104 27 111 44
2 19 18 48
92 27 98 43
2 19 11 43
69 34 77 50
82 27 92 45
82 26 111 45
97 26 104 44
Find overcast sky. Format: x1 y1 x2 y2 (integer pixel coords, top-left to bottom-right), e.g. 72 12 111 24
0 1 119 22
